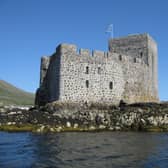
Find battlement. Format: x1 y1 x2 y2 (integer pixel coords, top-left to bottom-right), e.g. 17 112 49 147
56 43 77 54
54 43 145 65
108 33 158 65
79 48 90 56
109 33 149 49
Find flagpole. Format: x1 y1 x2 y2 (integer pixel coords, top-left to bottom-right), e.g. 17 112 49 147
111 24 113 39
106 24 114 39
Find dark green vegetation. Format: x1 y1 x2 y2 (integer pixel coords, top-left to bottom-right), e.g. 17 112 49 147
0 80 34 105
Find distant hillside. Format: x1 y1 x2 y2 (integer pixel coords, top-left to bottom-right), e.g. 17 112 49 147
0 80 35 105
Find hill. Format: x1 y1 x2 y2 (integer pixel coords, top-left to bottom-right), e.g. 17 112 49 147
0 80 34 105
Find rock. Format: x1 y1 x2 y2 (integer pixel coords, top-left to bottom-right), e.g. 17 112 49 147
0 108 6 113
7 122 12 125
90 112 96 121
6 122 16 125
115 126 121 131
17 111 22 114
1 102 168 132
8 112 17 115
74 123 78 128
53 112 62 118
50 127 54 132
99 125 106 129
89 126 96 130
33 119 38 124
56 126 62 132
66 121 71 128
162 115 168 124
137 108 143 113
36 125 45 133
148 116 158 126
140 118 146 124
109 127 114 131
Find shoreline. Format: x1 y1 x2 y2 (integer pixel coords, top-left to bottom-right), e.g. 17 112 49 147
0 124 168 133
0 102 168 133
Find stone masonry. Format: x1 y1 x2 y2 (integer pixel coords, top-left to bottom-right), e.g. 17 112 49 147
35 33 159 106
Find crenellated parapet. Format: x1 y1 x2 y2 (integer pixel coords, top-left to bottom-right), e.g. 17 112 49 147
53 43 146 65
79 48 90 56
56 43 77 54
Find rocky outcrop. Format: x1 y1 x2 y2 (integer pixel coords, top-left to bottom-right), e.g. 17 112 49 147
0 102 168 132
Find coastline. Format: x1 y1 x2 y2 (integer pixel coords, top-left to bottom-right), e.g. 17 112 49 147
0 102 168 133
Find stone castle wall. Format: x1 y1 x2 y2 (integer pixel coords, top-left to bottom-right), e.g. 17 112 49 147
35 33 159 106
108 33 159 102
59 45 124 104
108 34 148 64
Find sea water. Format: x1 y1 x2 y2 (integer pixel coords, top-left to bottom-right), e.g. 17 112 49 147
0 132 168 168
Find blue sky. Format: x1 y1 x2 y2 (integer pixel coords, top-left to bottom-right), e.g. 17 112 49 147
0 0 168 100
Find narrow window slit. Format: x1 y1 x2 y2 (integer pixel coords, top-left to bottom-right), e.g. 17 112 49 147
86 66 89 74
109 82 113 90
86 80 89 88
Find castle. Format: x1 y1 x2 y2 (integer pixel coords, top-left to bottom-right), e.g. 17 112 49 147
35 33 159 106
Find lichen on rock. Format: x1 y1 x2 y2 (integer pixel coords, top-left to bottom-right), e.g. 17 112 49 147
0 102 168 132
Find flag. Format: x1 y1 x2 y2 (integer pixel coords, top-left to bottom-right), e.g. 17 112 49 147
105 24 113 38
106 24 113 33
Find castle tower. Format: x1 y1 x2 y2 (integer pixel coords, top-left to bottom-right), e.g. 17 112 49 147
108 33 159 102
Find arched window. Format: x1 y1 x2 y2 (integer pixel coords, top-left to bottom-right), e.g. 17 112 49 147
86 66 89 74
86 80 89 88
98 67 101 74
109 82 113 90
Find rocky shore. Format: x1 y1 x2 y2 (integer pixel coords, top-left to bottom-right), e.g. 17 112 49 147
0 102 168 132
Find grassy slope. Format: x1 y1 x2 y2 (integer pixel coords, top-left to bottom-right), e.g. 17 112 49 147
0 80 35 105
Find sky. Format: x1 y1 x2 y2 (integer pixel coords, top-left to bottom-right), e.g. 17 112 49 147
0 0 168 100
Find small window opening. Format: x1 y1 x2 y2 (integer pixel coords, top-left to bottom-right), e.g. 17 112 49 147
86 80 89 88
119 55 122 61
134 58 136 63
98 67 101 74
140 52 143 58
86 66 89 74
109 82 113 90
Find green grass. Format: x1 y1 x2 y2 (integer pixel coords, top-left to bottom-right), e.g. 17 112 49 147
0 80 35 105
